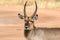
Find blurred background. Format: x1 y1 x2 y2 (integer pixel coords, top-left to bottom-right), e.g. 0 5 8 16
0 0 60 8
0 0 60 26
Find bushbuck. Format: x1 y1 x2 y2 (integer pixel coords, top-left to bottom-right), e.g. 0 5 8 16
18 1 60 40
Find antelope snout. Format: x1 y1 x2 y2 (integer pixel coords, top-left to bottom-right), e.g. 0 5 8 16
25 26 29 30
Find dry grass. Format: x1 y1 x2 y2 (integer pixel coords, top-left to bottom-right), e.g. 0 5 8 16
0 0 60 8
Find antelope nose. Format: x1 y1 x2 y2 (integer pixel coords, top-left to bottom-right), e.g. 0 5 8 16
25 26 28 29
25 26 29 30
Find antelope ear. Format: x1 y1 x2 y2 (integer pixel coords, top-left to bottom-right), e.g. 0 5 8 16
33 14 38 20
18 13 24 19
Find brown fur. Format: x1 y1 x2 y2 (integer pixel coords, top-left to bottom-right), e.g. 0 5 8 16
24 28 60 40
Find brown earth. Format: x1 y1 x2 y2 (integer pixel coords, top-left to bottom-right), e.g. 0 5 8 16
0 6 60 40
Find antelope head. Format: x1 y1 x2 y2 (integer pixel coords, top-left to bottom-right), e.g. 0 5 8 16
18 1 38 30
